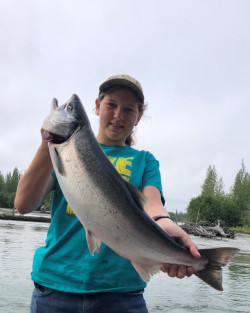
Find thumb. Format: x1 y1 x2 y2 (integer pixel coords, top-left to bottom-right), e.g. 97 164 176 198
189 245 201 258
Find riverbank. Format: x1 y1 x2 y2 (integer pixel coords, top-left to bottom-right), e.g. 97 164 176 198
0 209 51 223
0 213 51 223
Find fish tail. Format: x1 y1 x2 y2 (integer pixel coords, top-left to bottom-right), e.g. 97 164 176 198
195 247 239 291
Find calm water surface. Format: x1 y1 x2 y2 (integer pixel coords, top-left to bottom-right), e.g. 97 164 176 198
0 219 249 313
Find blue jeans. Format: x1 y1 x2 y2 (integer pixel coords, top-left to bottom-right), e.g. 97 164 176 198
30 283 148 313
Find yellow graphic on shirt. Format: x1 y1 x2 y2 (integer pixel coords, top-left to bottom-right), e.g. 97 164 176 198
107 156 133 181
66 156 134 214
66 204 75 215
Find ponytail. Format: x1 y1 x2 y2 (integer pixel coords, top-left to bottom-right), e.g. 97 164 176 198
125 133 134 146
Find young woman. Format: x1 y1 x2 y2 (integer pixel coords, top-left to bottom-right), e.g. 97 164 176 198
15 74 200 313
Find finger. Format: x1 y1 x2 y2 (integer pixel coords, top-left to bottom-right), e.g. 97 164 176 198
176 265 187 279
189 245 201 258
161 263 170 273
186 266 194 277
168 264 178 277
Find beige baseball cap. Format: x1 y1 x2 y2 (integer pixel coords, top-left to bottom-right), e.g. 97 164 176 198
99 74 144 102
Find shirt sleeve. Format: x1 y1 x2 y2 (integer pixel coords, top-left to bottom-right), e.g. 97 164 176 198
142 152 165 205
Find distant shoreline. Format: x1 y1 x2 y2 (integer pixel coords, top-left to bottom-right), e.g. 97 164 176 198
1 210 249 234
0 212 51 223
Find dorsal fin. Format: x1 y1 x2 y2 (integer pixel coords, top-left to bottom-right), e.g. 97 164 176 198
125 181 148 209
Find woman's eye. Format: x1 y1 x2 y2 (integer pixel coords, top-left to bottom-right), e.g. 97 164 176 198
125 108 134 113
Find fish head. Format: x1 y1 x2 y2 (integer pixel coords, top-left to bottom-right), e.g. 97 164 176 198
42 94 89 144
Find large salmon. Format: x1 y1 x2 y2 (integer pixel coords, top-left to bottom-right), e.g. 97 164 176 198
42 94 239 291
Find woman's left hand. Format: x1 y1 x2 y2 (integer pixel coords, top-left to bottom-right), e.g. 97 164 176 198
160 236 200 279
158 220 201 279
142 185 201 279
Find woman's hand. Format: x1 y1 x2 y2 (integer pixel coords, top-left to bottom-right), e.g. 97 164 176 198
14 127 54 214
156 217 200 278
142 185 200 279
160 235 200 279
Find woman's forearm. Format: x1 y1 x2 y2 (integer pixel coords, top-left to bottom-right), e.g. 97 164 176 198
14 141 54 214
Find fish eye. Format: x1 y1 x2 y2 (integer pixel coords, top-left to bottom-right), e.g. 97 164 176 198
67 104 73 111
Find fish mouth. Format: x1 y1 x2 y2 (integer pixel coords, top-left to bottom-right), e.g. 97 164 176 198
43 131 70 144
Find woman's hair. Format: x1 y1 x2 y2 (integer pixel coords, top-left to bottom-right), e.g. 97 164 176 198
98 86 147 146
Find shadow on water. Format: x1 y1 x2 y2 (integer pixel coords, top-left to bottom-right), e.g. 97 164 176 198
229 253 250 276
0 221 25 230
31 225 50 232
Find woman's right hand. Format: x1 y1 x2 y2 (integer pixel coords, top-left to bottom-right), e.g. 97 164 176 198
14 128 54 214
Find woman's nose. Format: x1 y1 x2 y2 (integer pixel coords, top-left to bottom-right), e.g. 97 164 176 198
114 108 124 120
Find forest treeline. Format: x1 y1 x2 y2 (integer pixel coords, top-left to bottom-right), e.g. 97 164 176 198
1 160 249 227
186 160 250 227
0 168 21 209
0 168 52 210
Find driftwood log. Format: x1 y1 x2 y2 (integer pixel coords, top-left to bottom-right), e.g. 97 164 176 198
180 220 235 239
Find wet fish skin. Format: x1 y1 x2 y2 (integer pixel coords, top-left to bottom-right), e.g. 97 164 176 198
42 94 240 291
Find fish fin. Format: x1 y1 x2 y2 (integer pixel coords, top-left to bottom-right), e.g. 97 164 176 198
50 147 64 175
51 98 58 113
125 181 149 209
131 262 162 282
85 229 101 256
195 247 240 291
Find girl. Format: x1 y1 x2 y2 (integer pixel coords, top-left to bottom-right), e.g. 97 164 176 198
15 74 200 313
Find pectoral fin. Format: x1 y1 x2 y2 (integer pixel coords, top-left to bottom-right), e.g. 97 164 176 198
85 229 102 256
125 181 149 209
51 98 58 112
50 147 64 175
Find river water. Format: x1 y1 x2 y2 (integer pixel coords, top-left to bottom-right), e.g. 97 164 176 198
0 219 249 313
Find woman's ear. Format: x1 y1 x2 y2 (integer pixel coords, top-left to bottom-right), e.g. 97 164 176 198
95 98 100 115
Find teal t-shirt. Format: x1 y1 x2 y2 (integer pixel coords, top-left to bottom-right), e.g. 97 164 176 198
31 144 165 293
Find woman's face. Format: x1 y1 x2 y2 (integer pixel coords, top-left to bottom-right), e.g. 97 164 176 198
95 88 142 145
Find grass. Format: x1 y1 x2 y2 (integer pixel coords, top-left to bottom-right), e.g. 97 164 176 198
230 226 250 234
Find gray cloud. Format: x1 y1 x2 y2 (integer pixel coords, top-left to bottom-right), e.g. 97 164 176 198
1 0 249 212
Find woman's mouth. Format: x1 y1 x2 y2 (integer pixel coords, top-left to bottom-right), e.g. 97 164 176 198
110 123 123 130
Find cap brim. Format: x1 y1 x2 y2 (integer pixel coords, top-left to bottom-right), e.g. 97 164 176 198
99 78 144 102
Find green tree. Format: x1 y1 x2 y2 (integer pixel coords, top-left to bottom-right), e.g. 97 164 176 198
220 195 242 227
231 160 250 212
201 165 224 197
187 165 225 224
186 196 201 222
169 211 187 223
6 192 17 209
0 168 22 208
0 171 5 192
187 161 250 227
0 171 7 207
187 195 222 225
230 160 250 225
0 191 8 208
5 167 21 194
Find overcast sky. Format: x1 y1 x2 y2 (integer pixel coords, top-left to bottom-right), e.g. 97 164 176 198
1 0 249 212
